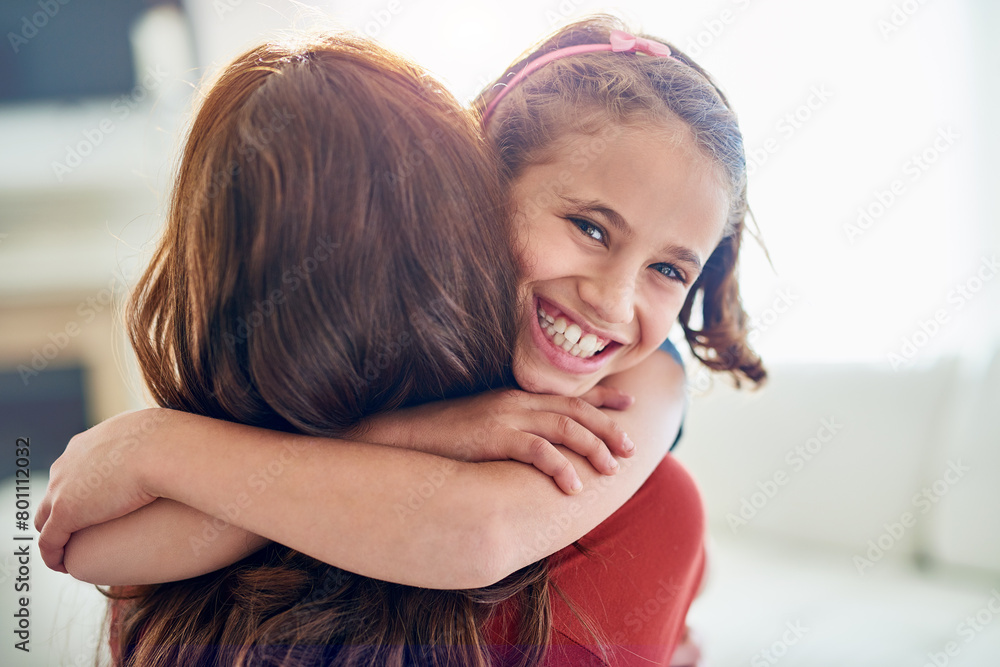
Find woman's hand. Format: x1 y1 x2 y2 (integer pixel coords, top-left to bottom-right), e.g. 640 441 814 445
34 408 169 574
356 387 636 495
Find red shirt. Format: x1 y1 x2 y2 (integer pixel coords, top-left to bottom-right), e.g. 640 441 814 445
485 453 707 666
110 455 704 666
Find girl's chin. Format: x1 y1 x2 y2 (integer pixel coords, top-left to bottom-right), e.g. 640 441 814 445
512 358 599 397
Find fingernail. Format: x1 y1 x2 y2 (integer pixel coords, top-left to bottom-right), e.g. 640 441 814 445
608 457 619 471
571 478 583 493
623 435 635 452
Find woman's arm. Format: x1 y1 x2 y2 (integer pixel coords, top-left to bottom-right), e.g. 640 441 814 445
50 350 684 589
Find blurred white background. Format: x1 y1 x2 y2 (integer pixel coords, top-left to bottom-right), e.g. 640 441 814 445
0 0 997 665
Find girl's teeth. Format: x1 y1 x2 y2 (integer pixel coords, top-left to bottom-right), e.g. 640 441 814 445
536 305 609 359
578 333 598 354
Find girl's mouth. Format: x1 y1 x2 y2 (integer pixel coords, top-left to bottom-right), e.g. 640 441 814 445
529 296 621 374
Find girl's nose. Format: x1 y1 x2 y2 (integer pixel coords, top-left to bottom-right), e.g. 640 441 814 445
578 274 635 325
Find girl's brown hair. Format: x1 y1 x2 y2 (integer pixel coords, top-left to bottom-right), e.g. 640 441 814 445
475 14 767 387
110 33 556 666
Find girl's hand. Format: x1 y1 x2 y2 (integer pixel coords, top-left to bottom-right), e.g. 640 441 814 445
669 625 703 666
357 388 636 495
578 384 636 411
34 409 168 574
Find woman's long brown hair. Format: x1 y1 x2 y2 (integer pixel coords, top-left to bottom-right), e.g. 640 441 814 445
109 33 555 667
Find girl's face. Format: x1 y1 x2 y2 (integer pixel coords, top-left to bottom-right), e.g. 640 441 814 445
511 123 730 396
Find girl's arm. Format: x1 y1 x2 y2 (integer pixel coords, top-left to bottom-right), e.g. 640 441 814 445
65 500 271 584
48 350 684 589
58 386 636 585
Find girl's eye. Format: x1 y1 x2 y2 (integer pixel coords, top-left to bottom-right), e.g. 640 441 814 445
653 263 686 284
569 217 606 245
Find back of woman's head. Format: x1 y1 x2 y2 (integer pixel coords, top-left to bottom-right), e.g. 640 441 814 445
131 32 519 436
112 33 551 667
475 14 766 386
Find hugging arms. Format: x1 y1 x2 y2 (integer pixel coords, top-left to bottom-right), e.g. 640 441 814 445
41 349 685 589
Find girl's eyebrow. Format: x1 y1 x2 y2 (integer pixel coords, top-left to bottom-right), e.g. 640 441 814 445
559 195 705 275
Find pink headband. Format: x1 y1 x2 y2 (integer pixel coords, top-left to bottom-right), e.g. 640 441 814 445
483 30 674 125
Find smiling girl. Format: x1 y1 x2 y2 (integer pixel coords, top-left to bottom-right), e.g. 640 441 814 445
36 15 764 666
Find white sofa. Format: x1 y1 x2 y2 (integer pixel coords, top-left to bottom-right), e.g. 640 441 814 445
676 351 1000 666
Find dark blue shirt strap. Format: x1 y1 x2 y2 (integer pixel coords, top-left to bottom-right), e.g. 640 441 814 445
657 338 686 453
